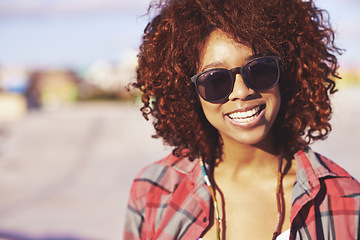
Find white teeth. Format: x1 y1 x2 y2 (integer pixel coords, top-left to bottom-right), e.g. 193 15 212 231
228 106 261 122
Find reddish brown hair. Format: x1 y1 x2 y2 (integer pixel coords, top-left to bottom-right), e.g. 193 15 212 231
131 0 341 161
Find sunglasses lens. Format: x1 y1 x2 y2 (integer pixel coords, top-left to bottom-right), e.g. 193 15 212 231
243 57 279 90
196 70 233 102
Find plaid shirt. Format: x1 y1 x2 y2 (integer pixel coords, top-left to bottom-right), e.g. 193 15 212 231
124 147 360 239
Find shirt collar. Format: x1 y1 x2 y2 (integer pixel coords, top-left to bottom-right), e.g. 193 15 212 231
294 147 338 191
290 147 337 221
168 155 199 175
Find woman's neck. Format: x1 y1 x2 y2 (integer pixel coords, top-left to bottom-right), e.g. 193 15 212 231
216 135 280 180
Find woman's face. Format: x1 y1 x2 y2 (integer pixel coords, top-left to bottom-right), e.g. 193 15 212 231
197 30 281 148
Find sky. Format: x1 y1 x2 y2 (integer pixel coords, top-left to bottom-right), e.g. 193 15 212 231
0 0 359 69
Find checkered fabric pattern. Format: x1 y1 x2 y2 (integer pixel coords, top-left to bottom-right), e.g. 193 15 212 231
124 147 360 239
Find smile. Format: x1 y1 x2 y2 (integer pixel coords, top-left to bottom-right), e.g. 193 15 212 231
227 105 264 123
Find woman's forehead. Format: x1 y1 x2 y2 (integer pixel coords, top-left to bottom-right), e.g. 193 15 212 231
198 30 253 71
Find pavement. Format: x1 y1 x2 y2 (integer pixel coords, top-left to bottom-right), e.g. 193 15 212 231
0 87 359 240
0 100 171 240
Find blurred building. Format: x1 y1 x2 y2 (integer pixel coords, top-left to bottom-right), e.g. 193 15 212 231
0 67 28 121
338 67 360 88
80 50 138 100
0 52 138 119
29 70 79 111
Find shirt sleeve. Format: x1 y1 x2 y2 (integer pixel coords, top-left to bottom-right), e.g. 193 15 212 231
123 181 145 240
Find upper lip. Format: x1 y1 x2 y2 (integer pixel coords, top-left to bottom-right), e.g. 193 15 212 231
224 104 264 116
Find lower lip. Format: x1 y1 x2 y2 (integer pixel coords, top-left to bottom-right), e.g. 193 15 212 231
225 106 265 128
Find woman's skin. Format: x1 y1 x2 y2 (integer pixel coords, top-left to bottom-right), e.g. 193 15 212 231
198 30 297 239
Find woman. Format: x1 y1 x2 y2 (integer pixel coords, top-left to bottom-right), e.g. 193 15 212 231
124 0 360 239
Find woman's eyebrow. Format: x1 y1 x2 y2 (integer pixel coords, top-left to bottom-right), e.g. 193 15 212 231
200 54 256 73
200 61 226 72
245 54 256 61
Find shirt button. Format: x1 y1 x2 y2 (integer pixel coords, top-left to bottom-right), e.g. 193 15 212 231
203 217 207 222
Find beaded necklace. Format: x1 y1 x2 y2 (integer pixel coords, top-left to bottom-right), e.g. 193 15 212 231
199 156 285 240
199 157 221 240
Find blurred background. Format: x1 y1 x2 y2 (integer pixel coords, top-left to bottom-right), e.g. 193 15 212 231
0 0 359 239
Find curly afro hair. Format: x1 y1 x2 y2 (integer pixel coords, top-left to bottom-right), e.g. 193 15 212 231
131 0 342 161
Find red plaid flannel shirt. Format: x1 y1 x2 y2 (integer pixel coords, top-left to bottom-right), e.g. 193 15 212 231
124 147 360 239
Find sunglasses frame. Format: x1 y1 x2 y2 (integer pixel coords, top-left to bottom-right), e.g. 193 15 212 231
191 56 281 103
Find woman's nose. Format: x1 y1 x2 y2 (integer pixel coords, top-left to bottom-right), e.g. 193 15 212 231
227 74 256 101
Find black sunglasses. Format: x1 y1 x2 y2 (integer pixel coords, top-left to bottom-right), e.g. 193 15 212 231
191 56 281 103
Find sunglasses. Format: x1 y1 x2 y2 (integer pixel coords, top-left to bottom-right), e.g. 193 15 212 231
191 56 281 103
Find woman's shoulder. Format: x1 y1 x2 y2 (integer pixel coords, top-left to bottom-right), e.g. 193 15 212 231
129 152 200 200
296 147 360 197
134 152 199 180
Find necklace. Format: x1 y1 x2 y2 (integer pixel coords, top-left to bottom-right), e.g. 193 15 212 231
199 156 285 240
199 157 222 240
